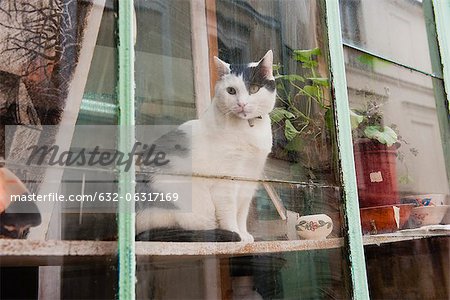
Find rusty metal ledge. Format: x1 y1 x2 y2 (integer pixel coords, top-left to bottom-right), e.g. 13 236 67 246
0 239 117 266
363 232 449 247
135 238 345 257
2 235 448 266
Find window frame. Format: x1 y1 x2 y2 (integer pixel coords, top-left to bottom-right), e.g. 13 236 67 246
116 1 450 299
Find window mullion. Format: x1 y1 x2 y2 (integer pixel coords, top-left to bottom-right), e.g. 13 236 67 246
324 1 369 299
433 0 450 114
431 0 450 191
117 0 136 299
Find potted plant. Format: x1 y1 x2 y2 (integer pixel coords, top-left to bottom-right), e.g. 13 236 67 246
270 48 333 182
350 100 418 208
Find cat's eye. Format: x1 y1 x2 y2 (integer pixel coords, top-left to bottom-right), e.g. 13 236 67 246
249 84 260 94
227 87 236 95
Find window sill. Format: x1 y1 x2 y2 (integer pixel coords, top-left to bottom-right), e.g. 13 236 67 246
1 232 448 266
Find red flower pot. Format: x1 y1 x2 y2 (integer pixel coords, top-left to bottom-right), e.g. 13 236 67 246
353 139 400 208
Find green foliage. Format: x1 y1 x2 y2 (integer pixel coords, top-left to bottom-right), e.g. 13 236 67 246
275 74 305 82
270 48 333 174
308 77 329 87
270 47 330 143
284 119 300 141
351 100 419 184
363 125 398 147
351 100 399 146
271 107 295 123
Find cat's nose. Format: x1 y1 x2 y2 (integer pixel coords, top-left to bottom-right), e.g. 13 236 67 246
237 101 247 108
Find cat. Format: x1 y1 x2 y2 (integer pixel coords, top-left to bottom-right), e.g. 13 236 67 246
135 50 276 242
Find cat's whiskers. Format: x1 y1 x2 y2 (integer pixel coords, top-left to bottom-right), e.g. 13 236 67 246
223 108 235 117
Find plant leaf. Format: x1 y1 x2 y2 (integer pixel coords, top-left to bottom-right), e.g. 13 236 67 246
302 60 319 68
303 85 320 98
293 48 321 62
276 74 305 82
270 108 295 123
308 77 329 87
284 119 300 141
350 110 364 129
364 125 398 146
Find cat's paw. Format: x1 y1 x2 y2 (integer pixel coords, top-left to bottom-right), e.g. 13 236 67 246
239 232 254 243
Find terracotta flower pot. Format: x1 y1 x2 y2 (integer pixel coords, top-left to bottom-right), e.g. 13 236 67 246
359 204 415 234
353 139 400 208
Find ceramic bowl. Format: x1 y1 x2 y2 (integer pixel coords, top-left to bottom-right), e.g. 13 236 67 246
408 205 449 227
295 214 333 240
402 193 447 206
359 204 415 235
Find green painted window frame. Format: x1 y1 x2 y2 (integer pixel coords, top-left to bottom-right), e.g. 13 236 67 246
116 0 450 299
324 1 369 299
117 0 136 299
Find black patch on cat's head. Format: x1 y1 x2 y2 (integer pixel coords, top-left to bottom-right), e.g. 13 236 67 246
229 63 275 93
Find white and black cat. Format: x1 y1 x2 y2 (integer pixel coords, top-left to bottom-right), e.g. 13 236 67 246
135 50 276 242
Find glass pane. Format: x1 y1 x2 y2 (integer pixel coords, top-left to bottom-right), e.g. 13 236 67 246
345 46 449 207
339 0 434 74
345 45 450 297
134 0 351 298
138 248 348 299
0 1 118 299
135 0 196 124
217 0 338 185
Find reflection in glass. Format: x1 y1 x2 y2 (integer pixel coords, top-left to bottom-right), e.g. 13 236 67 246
217 0 337 185
135 0 196 125
61 1 119 241
0 1 118 299
345 47 449 200
345 45 450 300
137 248 348 299
133 0 350 299
339 0 434 74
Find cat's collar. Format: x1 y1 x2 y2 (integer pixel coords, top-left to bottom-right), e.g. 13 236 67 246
248 116 263 127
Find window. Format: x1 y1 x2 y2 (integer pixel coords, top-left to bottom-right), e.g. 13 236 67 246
341 0 449 298
0 0 448 299
134 1 349 298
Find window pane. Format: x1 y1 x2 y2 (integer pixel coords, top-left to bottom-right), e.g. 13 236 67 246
135 0 197 124
134 0 351 299
217 0 338 185
0 1 118 299
138 248 349 299
345 47 449 199
339 0 434 74
344 44 449 299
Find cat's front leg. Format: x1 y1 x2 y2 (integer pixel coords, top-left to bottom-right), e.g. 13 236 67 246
236 183 257 243
215 201 240 235
237 207 254 242
211 183 242 236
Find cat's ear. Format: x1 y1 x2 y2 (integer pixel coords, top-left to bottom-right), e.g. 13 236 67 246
258 50 274 79
214 56 231 78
